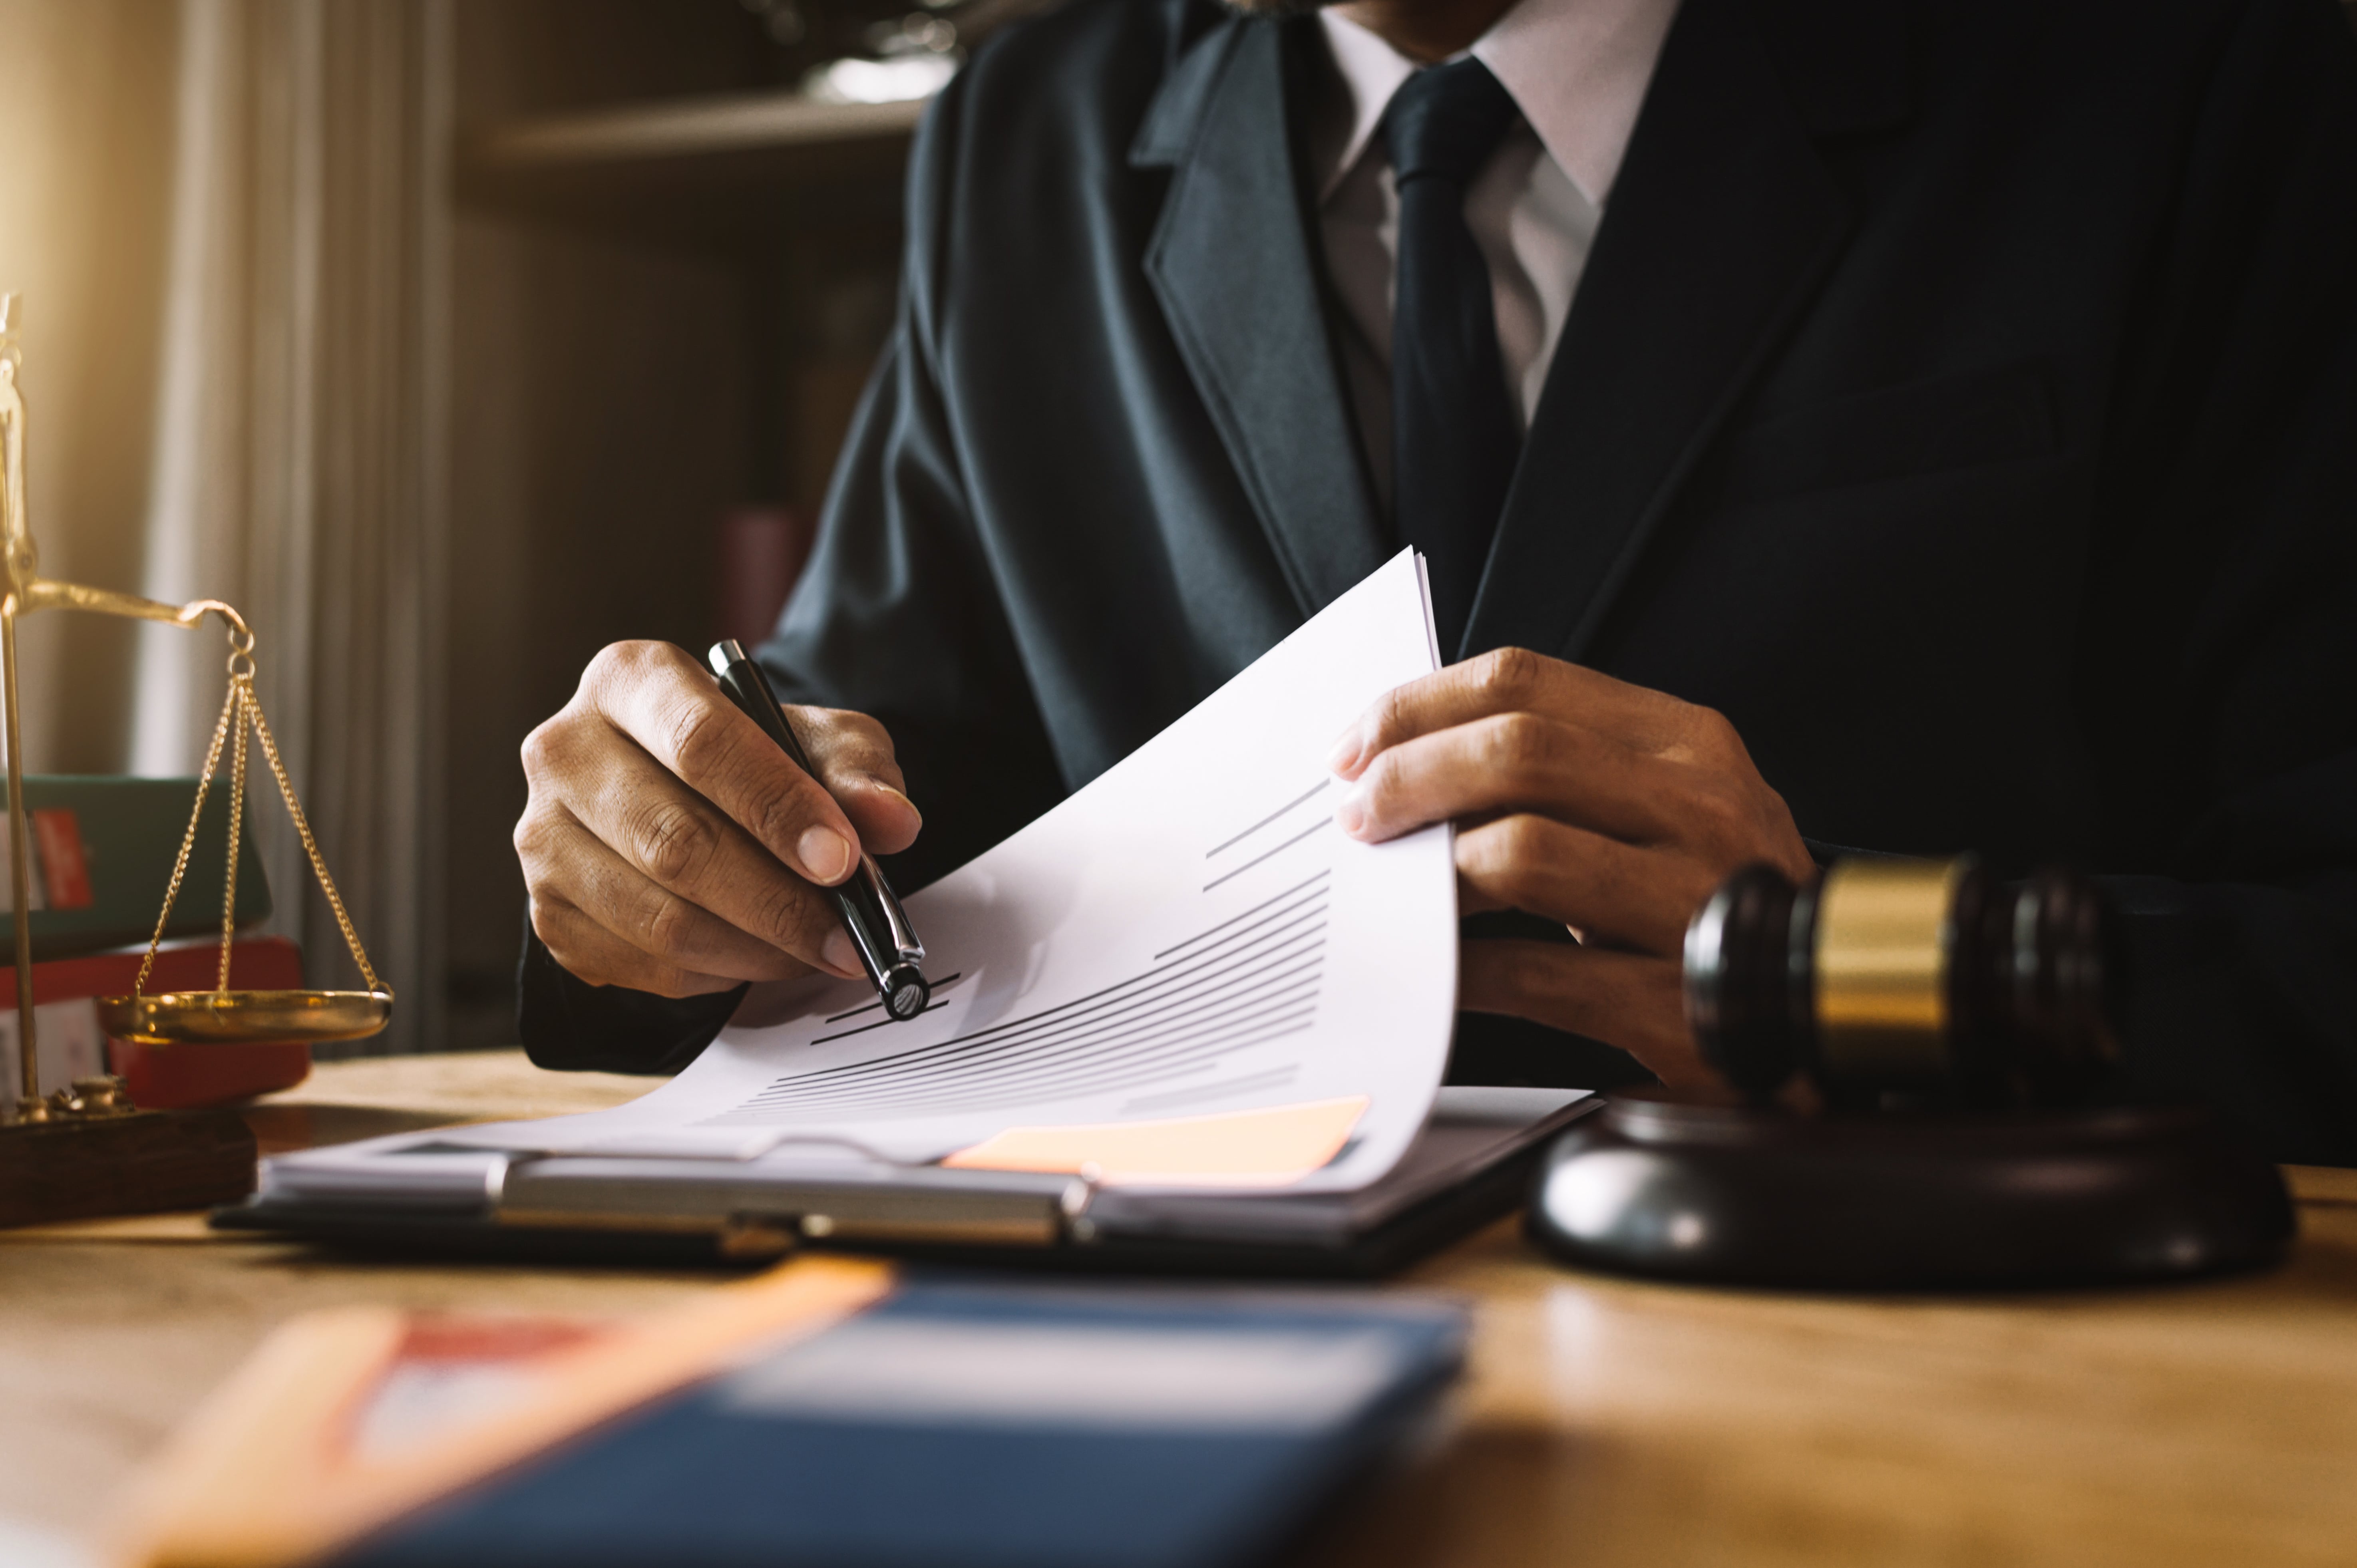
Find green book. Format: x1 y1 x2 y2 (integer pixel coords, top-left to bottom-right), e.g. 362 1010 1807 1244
0 776 272 963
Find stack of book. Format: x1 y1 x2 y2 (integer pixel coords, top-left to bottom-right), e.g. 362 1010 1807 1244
0 775 306 1108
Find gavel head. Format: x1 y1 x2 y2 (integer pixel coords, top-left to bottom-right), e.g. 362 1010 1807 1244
1684 856 2121 1109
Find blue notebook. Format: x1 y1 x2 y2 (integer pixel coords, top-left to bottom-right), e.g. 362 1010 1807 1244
330 1280 1466 1568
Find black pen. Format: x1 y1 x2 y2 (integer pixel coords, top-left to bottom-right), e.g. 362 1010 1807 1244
706 640 933 1021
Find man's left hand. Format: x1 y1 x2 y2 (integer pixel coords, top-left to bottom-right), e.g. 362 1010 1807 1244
1329 648 1815 1085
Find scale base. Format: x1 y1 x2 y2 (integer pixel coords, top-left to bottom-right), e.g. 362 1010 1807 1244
0 1106 256 1228
1528 1089 2295 1290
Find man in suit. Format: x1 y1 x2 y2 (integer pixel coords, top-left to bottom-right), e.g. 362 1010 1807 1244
513 0 2357 1163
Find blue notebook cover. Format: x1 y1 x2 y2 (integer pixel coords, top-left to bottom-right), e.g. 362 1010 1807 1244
332 1280 1466 1568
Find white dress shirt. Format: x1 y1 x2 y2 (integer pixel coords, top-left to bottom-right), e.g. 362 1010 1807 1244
1309 0 1683 507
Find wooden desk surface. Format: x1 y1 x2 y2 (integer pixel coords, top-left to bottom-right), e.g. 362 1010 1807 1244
2 1051 2352 1567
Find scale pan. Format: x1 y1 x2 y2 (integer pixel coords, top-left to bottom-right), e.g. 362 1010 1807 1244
94 990 392 1047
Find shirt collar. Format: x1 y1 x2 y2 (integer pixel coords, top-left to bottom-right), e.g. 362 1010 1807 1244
1314 0 1682 207
1313 11 1420 202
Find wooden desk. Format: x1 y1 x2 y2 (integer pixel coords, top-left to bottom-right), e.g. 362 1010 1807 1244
3 1051 2352 1567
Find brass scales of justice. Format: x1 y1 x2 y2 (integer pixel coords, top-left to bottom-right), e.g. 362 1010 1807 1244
0 294 390 1216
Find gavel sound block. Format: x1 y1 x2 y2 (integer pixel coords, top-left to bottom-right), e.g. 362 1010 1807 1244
1528 857 2295 1289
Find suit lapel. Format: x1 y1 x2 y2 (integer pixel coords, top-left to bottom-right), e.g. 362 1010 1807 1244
1460 0 1873 664
1134 17 1392 618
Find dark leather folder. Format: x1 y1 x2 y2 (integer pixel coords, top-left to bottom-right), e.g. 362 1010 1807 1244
326 1279 1470 1568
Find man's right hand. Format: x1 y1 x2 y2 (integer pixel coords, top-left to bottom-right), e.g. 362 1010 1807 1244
515 641 922 998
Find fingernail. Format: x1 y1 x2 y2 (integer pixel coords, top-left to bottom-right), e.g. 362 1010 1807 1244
1334 783 1369 837
1328 725 1366 777
821 927 861 976
873 783 923 829
798 826 854 884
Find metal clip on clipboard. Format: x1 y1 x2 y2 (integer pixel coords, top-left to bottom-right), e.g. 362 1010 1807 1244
487 1153 1081 1261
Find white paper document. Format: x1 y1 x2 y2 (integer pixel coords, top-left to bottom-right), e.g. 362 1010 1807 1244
303 551 1460 1195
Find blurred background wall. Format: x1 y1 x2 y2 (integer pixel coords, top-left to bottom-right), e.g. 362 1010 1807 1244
0 0 924 1055
127 0 450 1055
0 1 177 776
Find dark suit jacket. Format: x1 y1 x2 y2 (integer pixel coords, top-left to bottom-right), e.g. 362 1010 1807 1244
522 0 2357 1164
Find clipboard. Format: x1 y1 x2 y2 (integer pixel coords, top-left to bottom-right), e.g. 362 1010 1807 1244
213 1087 1602 1277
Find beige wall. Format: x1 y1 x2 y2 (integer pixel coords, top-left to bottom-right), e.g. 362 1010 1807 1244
0 0 178 775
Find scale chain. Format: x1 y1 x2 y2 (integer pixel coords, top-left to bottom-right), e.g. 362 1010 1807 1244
133 629 388 1000
247 685 383 996
132 679 239 998
219 678 249 992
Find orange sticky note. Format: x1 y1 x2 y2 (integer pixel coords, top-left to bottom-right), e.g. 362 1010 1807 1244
941 1095 1369 1188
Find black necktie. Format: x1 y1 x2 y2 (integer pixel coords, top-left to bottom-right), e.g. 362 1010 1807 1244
1384 58 1522 655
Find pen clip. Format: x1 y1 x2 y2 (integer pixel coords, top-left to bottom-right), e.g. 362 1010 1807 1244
859 857 925 964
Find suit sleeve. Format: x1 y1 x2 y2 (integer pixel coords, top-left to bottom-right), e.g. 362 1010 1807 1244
517 69 1066 1074
2083 0 2357 1164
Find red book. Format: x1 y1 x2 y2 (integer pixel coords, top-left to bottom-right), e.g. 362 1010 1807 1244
0 938 311 1109
30 808 95 908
